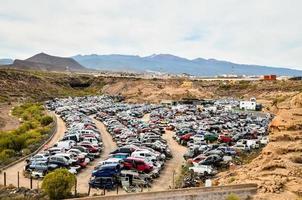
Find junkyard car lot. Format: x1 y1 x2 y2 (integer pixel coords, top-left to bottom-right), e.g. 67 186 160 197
161 101 272 186
25 96 113 178
92 103 172 191
23 95 272 192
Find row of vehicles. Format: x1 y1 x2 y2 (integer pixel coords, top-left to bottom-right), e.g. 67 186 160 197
90 104 172 191
24 96 113 178
160 101 272 181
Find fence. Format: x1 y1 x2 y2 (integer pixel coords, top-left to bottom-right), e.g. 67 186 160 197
69 184 258 200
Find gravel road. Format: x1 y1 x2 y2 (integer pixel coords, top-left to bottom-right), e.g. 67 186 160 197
150 130 187 191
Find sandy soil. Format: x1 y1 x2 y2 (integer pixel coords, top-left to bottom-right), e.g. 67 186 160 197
151 130 187 191
0 103 20 131
0 113 66 189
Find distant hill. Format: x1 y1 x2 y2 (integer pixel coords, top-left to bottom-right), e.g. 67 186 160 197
73 54 302 76
0 59 13 65
4 53 87 72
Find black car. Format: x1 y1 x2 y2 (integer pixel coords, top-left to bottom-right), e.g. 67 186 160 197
199 155 222 166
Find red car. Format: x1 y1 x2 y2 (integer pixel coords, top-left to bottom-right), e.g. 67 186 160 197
180 133 193 143
78 142 99 153
187 154 206 164
123 157 153 173
77 155 88 168
218 135 233 143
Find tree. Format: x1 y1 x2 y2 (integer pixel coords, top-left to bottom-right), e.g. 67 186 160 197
42 168 76 200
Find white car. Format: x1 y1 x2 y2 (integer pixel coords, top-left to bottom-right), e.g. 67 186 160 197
28 154 48 162
131 150 158 162
233 144 250 152
189 164 216 175
192 134 205 142
260 136 269 145
98 158 123 166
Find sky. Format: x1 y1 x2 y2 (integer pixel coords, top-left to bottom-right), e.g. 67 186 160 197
0 0 301 69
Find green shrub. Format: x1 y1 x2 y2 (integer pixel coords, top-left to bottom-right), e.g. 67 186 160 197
42 168 76 200
22 148 31 156
226 193 240 200
0 103 53 166
40 116 53 126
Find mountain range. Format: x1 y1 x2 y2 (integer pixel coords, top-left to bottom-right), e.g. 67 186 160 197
73 54 302 76
1 53 302 76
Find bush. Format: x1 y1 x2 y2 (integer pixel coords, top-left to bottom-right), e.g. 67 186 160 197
226 193 240 200
0 103 53 167
42 168 76 200
40 116 53 126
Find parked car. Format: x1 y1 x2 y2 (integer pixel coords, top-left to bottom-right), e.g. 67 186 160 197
92 163 121 177
189 164 217 176
123 157 153 173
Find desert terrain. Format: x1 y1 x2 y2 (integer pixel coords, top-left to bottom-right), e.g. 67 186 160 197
0 69 301 199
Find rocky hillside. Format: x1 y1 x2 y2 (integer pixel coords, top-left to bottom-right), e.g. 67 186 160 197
0 69 99 103
215 92 302 200
4 53 88 72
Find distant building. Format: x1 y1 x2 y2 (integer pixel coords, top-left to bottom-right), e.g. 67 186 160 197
263 75 277 81
239 97 262 111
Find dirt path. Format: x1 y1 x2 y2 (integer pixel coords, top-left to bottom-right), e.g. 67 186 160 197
142 113 187 191
0 103 20 131
0 113 66 188
151 130 187 191
79 118 118 195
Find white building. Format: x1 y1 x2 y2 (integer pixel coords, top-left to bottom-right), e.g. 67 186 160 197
239 98 257 110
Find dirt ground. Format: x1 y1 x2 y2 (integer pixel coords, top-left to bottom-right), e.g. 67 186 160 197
0 103 20 131
151 130 187 191
141 114 187 191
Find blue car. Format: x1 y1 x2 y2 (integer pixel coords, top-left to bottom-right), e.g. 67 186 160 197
92 163 121 177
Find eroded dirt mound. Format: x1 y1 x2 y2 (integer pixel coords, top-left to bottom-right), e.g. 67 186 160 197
215 92 302 200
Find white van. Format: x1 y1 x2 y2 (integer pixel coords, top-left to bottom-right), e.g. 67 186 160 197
55 140 75 150
131 150 158 162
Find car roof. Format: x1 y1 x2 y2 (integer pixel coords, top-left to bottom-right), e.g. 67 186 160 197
126 157 145 161
101 163 120 168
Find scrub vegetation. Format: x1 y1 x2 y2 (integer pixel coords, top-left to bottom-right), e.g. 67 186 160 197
0 103 54 167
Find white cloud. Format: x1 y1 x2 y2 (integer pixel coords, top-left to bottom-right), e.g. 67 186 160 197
0 0 301 69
